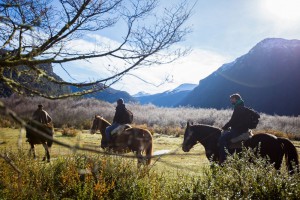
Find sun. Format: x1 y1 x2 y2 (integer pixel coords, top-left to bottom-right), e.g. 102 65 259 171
262 0 300 22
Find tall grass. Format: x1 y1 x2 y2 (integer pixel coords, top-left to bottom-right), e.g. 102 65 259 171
1 94 300 136
1 149 299 199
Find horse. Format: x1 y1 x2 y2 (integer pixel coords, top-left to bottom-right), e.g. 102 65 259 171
182 122 299 174
90 115 153 165
25 121 54 162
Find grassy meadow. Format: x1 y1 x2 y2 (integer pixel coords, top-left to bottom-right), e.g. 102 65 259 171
0 127 208 176
1 95 300 199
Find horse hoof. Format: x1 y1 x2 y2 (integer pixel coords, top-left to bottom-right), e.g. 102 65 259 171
42 158 46 161
47 160 50 163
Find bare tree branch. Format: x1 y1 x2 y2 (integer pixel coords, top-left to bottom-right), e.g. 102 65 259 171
0 0 193 99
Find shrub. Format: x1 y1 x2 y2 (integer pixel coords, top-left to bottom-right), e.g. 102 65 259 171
0 149 300 199
61 127 79 137
1 95 300 138
0 150 166 199
194 149 300 199
0 116 19 128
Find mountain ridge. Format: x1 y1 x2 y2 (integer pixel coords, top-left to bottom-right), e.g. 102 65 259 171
135 83 197 107
178 38 300 116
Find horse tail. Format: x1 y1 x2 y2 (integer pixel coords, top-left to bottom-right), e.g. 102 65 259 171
278 137 299 174
47 127 54 148
145 132 153 165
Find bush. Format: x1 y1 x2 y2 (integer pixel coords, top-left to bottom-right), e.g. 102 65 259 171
0 116 19 128
1 94 300 138
168 149 300 200
1 148 300 199
0 150 166 199
61 127 79 137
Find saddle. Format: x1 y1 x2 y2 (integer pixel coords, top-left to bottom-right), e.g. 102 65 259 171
228 130 253 149
108 124 132 147
111 124 131 136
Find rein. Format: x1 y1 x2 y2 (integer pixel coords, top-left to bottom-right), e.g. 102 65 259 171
197 130 220 144
149 144 182 169
187 127 221 145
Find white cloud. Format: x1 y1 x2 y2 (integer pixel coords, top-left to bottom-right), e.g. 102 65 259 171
55 35 231 95
259 0 300 30
112 48 232 95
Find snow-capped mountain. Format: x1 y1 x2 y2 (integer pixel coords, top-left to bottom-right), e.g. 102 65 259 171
132 91 151 98
179 38 300 115
135 83 197 107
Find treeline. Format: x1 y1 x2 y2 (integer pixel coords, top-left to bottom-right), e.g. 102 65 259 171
1 94 300 136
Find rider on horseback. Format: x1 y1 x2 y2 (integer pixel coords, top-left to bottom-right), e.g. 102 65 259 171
219 93 249 164
32 104 52 125
104 98 133 147
27 104 53 141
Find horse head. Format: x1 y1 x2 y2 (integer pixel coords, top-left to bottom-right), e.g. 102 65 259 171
90 115 111 134
182 121 197 152
90 115 102 134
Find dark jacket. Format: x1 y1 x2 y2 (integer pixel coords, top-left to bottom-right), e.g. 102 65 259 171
32 108 52 124
222 104 249 133
113 104 128 124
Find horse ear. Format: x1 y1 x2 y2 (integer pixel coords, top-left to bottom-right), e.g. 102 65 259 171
187 121 190 128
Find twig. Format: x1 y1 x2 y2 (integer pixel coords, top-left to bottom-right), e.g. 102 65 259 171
0 153 22 191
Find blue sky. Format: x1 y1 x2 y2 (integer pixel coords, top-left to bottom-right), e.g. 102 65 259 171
53 0 300 95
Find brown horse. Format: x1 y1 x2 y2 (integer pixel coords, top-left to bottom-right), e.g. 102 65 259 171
90 115 153 165
26 121 54 162
182 122 299 174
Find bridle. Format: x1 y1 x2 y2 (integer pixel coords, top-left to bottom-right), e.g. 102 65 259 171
184 126 221 146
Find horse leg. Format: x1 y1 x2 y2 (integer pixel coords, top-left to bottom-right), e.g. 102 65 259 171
29 143 37 160
136 150 144 167
42 143 50 162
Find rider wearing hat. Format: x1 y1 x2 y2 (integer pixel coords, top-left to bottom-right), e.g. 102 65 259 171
32 104 52 125
219 93 249 164
104 98 130 146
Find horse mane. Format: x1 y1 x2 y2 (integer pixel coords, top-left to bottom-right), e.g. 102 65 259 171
95 115 111 125
190 124 222 137
191 124 222 131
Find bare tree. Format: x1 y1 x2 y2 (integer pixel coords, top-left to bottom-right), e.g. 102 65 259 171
0 0 192 99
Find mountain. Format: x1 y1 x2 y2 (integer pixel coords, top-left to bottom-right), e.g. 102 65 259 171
136 83 197 107
133 91 151 98
178 38 300 116
70 85 137 103
0 61 70 97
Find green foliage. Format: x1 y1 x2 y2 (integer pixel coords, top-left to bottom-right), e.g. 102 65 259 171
190 149 300 199
0 150 166 199
1 148 300 199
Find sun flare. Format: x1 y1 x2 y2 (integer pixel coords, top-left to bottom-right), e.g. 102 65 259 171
262 0 300 21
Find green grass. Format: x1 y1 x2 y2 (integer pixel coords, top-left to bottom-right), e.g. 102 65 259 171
1 128 300 175
0 128 209 175
1 128 300 199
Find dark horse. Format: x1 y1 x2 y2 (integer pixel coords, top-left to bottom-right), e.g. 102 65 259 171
90 115 153 165
26 121 54 162
182 122 299 174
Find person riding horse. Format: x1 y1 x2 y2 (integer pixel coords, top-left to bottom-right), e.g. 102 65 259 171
27 104 53 140
26 104 54 161
219 93 250 164
104 98 133 147
32 104 52 125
